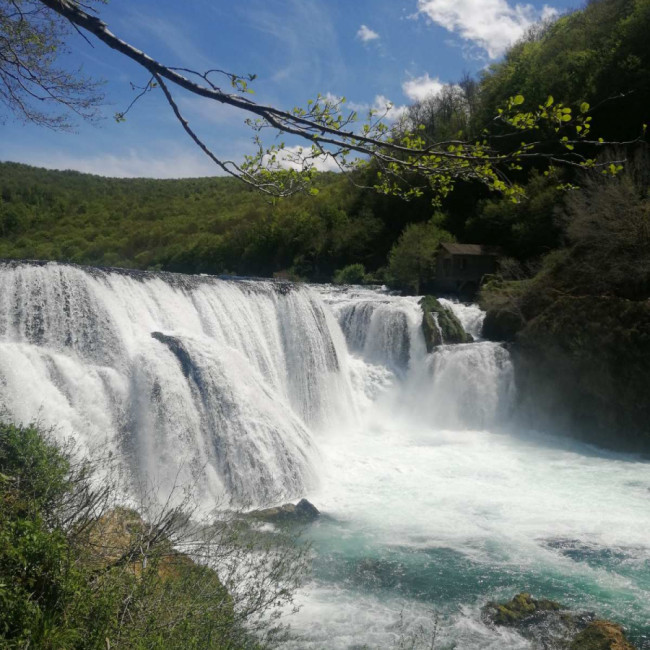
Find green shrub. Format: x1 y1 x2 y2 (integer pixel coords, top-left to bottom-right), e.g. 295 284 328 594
333 263 366 285
0 422 307 649
387 219 453 294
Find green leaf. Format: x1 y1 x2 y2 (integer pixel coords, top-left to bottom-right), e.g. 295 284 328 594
545 95 554 108
513 95 524 105
580 102 590 113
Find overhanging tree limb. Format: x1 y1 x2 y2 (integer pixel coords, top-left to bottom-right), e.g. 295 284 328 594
32 0 647 199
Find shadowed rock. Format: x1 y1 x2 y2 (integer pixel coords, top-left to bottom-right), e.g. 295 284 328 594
482 593 636 650
250 498 320 523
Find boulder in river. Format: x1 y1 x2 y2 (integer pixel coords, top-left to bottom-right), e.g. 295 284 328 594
250 498 320 523
420 295 473 351
482 593 636 649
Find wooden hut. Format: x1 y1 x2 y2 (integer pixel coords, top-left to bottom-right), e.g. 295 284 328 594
434 243 500 295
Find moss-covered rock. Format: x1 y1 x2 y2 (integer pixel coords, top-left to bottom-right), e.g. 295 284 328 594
482 308 525 342
483 593 637 650
420 295 473 352
485 592 561 626
479 278 532 342
249 498 320 524
570 621 636 650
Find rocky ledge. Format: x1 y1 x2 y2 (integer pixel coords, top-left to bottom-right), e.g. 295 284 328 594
249 498 320 524
482 593 636 649
420 295 473 351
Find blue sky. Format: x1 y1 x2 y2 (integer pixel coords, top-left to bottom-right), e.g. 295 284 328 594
2 0 579 178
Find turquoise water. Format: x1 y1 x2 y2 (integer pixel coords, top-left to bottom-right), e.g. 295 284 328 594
283 425 650 649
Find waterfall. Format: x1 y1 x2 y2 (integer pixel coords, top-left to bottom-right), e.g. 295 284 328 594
0 262 355 505
413 341 515 429
317 285 514 431
318 285 424 373
4 264 649 649
0 264 516 508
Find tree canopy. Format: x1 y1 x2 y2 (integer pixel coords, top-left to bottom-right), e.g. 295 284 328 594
2 0 640 201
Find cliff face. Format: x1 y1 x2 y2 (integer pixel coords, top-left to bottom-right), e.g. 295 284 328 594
420 295 473 350
482 292 650 451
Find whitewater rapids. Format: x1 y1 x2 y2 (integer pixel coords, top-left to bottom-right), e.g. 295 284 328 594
1 263 648 648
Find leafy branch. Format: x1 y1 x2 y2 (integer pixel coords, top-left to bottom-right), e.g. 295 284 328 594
35 0 646 199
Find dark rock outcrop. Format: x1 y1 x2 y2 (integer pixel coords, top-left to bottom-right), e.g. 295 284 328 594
480 274 650 451
482 593 636 650
250 498 320 524
481 308 524 342
419 295 473 352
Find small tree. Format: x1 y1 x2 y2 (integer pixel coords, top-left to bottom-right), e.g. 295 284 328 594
387 217 453 294
0 0 104 128
333 263 366 285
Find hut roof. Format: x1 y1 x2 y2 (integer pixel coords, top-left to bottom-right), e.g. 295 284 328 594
440 243 501 256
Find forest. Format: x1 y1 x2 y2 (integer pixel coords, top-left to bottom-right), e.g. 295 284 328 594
1 0 648 287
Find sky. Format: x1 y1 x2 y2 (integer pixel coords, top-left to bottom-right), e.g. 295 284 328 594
1 0 580 178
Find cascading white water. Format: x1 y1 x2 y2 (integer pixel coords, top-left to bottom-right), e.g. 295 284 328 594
323 285 424 373
0 262 356 505
3 264 649 648
316 285 515 431
438 296 485 340
0 266 514 507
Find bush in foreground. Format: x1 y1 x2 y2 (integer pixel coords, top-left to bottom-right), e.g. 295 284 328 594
0 422 307 649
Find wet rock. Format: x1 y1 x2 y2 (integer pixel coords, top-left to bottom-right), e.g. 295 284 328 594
250 498 320 523
570 620 636 650
483 592 562 626
420 295 473 351
482 593 636 650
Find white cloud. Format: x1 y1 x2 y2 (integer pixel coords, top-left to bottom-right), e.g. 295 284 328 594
348 95 408 123
402 73 445 102
8 148 223 178
265 146 341 173
357 24 380 42
371 95 408 122
417 0 558 58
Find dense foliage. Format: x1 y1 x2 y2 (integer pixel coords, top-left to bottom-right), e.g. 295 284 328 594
1 0 646 294
0 1 647 292
0 163 407 282
0 422 306 649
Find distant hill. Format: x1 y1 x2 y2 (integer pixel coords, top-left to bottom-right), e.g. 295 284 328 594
0 162 403 280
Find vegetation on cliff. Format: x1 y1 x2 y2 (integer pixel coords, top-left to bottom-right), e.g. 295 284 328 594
480 157 650 448
0 422 308 649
